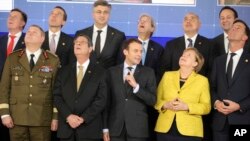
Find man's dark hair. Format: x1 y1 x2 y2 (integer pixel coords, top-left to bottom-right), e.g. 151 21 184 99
233 19 250 37
122 38 142 50
11 8 28 29
54 6 67 21
74 34 93 47
93 0 111 8
219 6 238 19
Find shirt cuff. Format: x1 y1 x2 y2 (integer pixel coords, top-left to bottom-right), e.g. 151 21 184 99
1 114 10 119
133 84 139 94
103 129 109 133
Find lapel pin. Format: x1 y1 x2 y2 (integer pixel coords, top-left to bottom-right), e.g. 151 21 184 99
88 70 91 73
151 48 154 51
199 42 202 45
112 32 114 35
245 59 248 63
62 43 65 46
22 42 24 44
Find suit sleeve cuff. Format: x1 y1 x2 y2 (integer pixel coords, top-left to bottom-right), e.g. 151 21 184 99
133 84 139 94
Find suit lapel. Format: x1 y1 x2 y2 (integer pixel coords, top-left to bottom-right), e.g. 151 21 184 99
118 64 127 98
180 71 196 90
230 52 249 86
69 64 77 94
194 35 203 49
18 52 30 72
145 40 154 66
101 26 114 57
220 55 229 86
15 33 25 50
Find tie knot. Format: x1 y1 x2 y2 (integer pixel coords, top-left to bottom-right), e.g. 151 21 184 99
127 67 133 71
30 54 35 58
9 35 16 39
230 53 236 58
51 34 56 38
78 65 84 70
97 30 102 34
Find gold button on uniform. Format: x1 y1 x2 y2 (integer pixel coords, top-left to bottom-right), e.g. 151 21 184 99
29 103 32 106
30 85 32 87
30 75 33 78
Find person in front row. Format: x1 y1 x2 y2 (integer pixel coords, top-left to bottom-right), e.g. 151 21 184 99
103 38 156 141
155 47 211 141
53 34 107 141
0 25 60 141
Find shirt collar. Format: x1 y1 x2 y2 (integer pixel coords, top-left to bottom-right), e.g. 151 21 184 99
184 34 198 42
8 31 22 38
25 48 42 58
49 30 61 37
94 24 108 33
228 48 243 57
77 59 90 70
124 62 136 71
224 32 228 39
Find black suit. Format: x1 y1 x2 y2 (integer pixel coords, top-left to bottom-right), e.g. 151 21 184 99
159 35 213 79
0 33 25 77
42 31 74 67
212 33 227 58
105 64 156 141
53 61 107 140
75 25 126 69
210 50 250 141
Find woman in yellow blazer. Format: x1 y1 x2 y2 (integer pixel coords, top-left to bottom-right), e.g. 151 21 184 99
155 47 211 141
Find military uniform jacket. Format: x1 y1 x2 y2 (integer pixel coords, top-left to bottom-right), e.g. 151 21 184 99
0 49 60 126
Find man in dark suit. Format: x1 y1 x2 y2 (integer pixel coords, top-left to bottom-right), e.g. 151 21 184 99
211 19 250 141
0 8 27 77
159 12 212 79
158 12 213 141
53 34 107 141
137 13 163 141
212 6 238 58
75 0 126 69
42 6 74 67
103 38 156 141
0 8 27 141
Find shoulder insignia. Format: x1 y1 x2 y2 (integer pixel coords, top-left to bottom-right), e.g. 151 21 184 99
17 49 25 57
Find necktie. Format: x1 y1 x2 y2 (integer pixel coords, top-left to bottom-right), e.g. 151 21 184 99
125 66 133 92
141 42 146 65
49 34 56 53
30 54 35 71
227 53 236 84
187 38 193 48
7 35 16 56
95 30 102 57
77 66 84 92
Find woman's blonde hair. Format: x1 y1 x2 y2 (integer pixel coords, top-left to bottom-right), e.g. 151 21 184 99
184 47 204 73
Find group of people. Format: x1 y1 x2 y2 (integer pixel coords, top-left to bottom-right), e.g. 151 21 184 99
0 0 249 141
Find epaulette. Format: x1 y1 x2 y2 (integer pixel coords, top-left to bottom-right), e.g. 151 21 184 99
45 50 58 59
17 49 25 57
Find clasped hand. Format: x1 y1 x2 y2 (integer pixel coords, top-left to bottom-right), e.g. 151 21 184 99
67 114 84 129
163 98 189 111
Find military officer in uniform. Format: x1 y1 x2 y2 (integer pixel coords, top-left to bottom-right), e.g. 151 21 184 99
0 25 60 141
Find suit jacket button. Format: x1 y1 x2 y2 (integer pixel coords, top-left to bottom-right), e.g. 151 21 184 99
125 99 128 101
75 100 78 103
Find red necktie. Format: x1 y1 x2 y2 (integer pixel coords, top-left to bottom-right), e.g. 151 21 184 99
7 35 16 56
